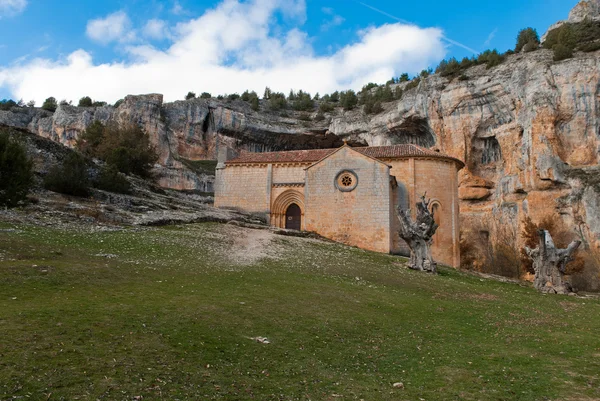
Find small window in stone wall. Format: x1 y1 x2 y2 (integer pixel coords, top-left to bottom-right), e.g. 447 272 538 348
335 170 358 192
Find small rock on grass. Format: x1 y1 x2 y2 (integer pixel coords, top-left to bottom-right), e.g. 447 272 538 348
393 382 404 389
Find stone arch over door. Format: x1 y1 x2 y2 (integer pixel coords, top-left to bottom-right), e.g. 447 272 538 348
271 190 305 230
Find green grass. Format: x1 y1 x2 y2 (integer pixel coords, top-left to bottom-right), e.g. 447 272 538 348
1 222 599 400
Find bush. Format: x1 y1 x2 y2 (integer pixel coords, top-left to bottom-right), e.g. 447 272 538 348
77 120 106 157
553 44 573 61
200 92 212 99
44 152 90 197
114 99 124 108
405 77 421 91
523 40 539 53
99 124 158 178
292 90 314 111
77 121 158 178
319 102 334 113
580 41 600 52
42 97 57 112
0 131 33 207
268 92 287 110
185 92 196 100
94 165 131 194
78 96 93 107
0 99 17 111
515 27 540 52
399 73 410 82
339 90 358 110
250 96 259 111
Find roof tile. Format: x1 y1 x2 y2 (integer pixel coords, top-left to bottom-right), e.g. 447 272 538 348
226 144 464 167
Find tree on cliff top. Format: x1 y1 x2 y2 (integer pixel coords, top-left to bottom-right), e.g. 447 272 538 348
42 97 57 112
515 27 540 52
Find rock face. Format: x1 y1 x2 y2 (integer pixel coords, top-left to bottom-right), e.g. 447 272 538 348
1 41 600 271
569 0 600 22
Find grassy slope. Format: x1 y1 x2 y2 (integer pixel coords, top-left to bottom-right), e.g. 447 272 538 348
0 222 599 401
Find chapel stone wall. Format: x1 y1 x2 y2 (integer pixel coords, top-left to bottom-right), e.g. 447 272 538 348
214 164 269 213
387 158 461 268
304 147 392 253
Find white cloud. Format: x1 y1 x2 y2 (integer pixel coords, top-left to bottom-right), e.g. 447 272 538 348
0 0 446 104
86 11 135 45
143 19 170 40
0 0 27 18
320 6 344 31
171 0 184 15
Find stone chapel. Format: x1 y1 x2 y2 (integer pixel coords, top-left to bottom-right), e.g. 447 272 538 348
215 144 464 267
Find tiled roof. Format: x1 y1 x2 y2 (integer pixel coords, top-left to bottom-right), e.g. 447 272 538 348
226 144 464 167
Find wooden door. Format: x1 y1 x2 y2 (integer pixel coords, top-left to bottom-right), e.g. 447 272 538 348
285 204 301 230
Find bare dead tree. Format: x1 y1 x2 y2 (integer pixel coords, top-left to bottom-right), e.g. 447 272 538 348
397 194 439 273
525 229 581 294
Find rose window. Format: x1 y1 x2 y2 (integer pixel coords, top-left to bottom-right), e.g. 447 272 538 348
335 170 358 192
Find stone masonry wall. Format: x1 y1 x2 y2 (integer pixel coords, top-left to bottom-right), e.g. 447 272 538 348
214 164 269 213
304 147 392 253
386 158 461 267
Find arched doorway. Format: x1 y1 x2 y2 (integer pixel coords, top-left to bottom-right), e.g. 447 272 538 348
285 203 302 230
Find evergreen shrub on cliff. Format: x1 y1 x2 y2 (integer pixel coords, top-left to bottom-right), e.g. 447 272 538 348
77 121 158 178
0 131 33 207
515 27 540 52
44 152 90 197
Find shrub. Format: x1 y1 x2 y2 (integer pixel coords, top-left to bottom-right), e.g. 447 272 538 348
329 91 339 103
200 92 212 99
185 92 196 100
523 40 539 53
77 120 106 157
399 73 410 82
553 44 573 61
405 77 421 91
114 99 124 108
319 102 334 113
44 152 90 197
94 165 131 194
268 92 287 110
292 90 314 111
77 121 158 178
0 99 17 111
42 97 57 112
458 74 469 81
364 100 383 115
251 96 259 111
580 41 600 52
339 90 358 110
99 124 158 178
78 96 93 107
558 24 577 50
0 131 33 207
515 27 540 52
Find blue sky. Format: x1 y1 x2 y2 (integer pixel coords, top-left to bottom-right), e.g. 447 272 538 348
0 0 578 103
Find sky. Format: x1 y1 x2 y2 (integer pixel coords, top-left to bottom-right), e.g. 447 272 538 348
0 0 578 104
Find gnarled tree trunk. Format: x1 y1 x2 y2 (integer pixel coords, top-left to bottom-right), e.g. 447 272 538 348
525 230 581 294
397 195 439 273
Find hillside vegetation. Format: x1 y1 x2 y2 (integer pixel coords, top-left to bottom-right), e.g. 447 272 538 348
1 221 599 400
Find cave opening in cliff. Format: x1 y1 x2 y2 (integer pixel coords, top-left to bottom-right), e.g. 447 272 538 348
389 117 437 148
470 136 502 172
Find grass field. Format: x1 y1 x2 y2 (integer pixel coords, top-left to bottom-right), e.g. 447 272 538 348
0 221 599 400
